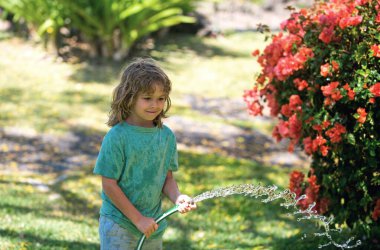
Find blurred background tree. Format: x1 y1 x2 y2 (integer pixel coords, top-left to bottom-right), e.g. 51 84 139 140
0 0 197 60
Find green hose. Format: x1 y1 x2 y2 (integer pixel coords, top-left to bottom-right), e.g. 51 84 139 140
135 205 179 250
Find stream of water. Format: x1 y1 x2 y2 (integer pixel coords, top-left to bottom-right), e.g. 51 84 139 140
192 184 361 249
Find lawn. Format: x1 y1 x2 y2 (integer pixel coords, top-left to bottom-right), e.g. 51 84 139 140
0 31 357 249
0 31 266 135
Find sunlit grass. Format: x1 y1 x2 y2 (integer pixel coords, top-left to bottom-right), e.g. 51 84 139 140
0 32 267 135
151 32 266 98
0 37 114 134
0 173 99 249
0 149 358 249
0 151 308 250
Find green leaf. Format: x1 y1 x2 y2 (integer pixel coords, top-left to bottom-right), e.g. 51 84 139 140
346 133 356 145
37 18 55 36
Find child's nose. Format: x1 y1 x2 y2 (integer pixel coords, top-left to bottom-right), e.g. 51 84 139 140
151 99 160 108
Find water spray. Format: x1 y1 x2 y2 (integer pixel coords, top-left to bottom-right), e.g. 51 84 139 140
135 184 361 250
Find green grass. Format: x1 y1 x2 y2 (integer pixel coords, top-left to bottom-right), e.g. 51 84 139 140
0 32 358 249
0 32 267 135
0 172 99 249
0 152 351 250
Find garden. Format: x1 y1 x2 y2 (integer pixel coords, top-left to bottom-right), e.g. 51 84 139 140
0 0 379 249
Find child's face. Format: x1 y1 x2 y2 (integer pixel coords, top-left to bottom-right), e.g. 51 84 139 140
127 83 167 127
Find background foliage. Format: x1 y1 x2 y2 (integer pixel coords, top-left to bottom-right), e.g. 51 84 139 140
0 0 196 59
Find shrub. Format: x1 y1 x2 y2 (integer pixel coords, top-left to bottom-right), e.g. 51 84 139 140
0 0 196 59
245 0 379 246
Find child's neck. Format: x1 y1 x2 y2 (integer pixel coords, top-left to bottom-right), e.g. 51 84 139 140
125 117 155 128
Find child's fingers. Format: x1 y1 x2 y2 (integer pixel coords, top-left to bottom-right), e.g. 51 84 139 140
144 223 158 238
178 201 197 213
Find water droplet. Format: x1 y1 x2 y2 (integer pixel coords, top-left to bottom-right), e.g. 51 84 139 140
191 184 361 249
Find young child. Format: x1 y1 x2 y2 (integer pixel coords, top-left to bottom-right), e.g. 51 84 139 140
93 58 196 249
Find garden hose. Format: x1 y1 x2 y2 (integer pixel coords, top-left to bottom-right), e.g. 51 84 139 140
135 204 179 250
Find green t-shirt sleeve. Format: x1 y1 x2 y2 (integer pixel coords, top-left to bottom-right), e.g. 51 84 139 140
93 130 125 179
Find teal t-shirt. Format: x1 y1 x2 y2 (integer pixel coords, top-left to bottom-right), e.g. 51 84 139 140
93 121 179 239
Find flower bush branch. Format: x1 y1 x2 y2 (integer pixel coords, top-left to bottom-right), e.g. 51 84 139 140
245 0 379 244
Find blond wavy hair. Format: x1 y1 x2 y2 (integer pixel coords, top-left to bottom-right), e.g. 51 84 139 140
107 58 172 128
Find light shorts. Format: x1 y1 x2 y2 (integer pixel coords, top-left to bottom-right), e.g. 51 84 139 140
99 215 163 250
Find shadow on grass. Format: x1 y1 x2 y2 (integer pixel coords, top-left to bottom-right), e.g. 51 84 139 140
0 178 98 227
68 60 120 85
59 89 110 111
146 33 248 59
0 228 98 250
67 32 248 86
0 126 103 174
50 173 100 219
0 87 24 103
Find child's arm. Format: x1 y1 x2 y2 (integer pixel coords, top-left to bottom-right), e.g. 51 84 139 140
162 171 197 213
101 176 158 238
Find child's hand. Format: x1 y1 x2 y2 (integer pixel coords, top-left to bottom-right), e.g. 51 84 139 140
175 194 197 214
136 216 158 238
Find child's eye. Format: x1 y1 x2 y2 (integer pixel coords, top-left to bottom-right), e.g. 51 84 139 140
143 97 151 100
159 97 166 101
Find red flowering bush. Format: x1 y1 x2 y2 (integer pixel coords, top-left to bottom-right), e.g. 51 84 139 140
245 0 379 244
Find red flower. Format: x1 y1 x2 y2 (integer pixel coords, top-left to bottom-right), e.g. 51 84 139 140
312 124 323 132
244 89 264 116
343 83 355 100
369 82 380 97
325 123 346 143
303 137 313 155
289 114 302 140
264 85 280 116
319 26 335 44
356 107 367 124
256 74 266 85
281 104 292 117
318 197 330 214
272 126 282 142
312 135 328 156
339 16 363 29
371 44 380 57
318 12 339 27
355 0 370 6
320 145 329 156
289 170 305 198
289 95 303 110
299 175 320 211
324 97 333 106
293 78 308 91
372 199 380 221
252 49 260 57
280 12 306 37
247 101 263 116
322 121 331 129
321 81 343 102
312 121 330 133
320 63 330 77
277 120 290 138
331 60 339 71
321 81 339 95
